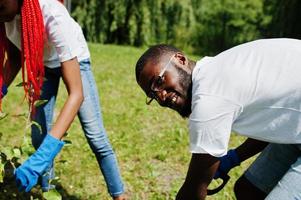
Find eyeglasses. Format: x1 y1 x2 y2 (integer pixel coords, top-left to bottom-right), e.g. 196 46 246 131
146 54 175 105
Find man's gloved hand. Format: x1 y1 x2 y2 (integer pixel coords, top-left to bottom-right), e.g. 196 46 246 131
214 149 240 179
0 84 8 99
14 134 64 192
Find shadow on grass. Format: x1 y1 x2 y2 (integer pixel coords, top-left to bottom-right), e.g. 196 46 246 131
0 172 81 200
56 183 82 200
0 181 81 200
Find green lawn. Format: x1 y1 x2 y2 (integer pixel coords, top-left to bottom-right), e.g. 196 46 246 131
0 44 250 200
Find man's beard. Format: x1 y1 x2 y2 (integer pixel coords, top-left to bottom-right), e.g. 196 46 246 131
175 67 192 118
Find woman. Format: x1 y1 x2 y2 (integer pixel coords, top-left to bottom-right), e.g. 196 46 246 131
0 0 126 199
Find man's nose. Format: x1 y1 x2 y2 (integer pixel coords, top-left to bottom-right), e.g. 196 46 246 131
156 90 167 103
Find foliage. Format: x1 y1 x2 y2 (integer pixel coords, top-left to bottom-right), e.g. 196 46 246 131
71 0 194 48
262 0 301 38
70 0 301 55
0 99 63 200
191 0 265 55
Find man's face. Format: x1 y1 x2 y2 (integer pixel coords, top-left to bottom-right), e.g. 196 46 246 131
0 0 19 22
138 53 192 118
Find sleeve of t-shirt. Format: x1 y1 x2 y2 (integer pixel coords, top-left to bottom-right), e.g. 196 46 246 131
189 94 241 157
40 0 79 62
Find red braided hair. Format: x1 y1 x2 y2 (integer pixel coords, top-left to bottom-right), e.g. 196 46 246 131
0 0 64 112
21 0 45 111
0 23 8 110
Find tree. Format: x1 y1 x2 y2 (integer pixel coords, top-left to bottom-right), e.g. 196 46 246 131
262 0 301 39
71 0 267 55
191 0 265 55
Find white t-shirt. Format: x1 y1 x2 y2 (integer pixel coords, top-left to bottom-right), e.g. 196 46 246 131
4 0 90 68
189 38 301 157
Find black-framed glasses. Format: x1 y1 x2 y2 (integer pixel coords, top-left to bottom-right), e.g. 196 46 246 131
146 54 175 105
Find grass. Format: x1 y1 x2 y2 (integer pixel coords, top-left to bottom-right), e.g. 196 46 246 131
0 43 250 199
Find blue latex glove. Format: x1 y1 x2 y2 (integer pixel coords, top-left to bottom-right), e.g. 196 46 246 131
0 84 8 99
15 134 64 192
214 149 240 179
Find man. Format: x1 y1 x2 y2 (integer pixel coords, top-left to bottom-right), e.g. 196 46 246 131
135 39 301 200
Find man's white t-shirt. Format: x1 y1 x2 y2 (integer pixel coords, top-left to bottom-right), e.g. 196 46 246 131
4 0 90 68
189 38 301 157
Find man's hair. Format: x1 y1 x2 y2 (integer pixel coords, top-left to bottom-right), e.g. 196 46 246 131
135 44 181 82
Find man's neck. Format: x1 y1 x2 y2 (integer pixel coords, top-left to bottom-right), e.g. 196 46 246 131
188 60 196 74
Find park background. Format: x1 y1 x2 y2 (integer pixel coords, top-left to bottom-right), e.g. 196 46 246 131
0 0 300 199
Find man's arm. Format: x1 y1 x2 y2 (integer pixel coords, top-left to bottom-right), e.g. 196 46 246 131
176 138 268 200
235 138 268 162
214 138 269 180
176 153 219 200
3 39 21 86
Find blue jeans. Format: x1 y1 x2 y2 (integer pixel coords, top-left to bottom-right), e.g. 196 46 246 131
31 59 124 197
244 143 301 200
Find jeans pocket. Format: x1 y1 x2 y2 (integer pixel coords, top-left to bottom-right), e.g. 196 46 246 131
79 58 91 71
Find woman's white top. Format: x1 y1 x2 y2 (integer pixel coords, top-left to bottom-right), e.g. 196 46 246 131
4 0 90 68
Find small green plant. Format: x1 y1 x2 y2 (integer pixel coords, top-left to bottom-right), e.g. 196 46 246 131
0 95 63 200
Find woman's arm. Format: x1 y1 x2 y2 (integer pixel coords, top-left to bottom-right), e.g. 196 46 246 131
4 39 21 86
49 57 84 139
15 58 83 192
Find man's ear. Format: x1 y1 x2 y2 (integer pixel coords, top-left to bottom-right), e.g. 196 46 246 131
175 52 188 66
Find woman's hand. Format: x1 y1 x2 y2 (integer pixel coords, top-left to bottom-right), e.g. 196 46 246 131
113 194 127 200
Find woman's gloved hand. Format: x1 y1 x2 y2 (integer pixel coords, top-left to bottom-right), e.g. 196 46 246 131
14 134 64 192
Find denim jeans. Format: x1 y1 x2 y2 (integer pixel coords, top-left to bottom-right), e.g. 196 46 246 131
31 58 124 197
245 143 301 200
